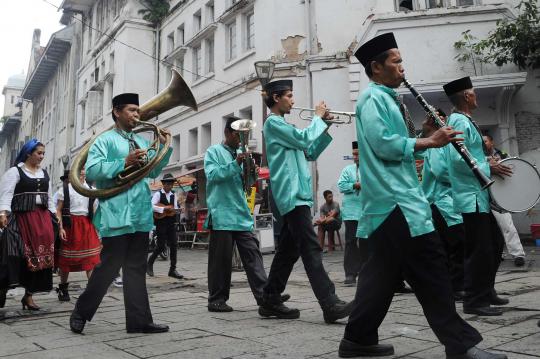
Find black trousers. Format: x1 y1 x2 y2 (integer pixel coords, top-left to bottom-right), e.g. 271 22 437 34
462 210 505 308
148 223 178 270
75 232 153 331
263 205 338 308
343 220 368 279
344 207 482 355
431 205 465 293
207 230 267 304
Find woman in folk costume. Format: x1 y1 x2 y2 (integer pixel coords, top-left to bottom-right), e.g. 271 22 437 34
0 139 57 310
55 169 101 301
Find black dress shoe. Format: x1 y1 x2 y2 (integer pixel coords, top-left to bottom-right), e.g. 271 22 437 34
0 288 7 308
395 283 414 294
463 306 503 316
127 323 169 334
146 264 154 277
323 300 354 324
168 269 184 280
259 303 300 319
255 294 291 306
446 346 507 359
490 295 509 306
338 338 394 358
70 310 86 334
514 256 525 267
208 302 233 312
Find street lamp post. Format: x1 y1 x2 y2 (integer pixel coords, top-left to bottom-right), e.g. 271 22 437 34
254 61 275 167
61 154 70 170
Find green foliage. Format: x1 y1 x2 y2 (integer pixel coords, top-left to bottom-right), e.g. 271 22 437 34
454 0 540 70
138 0 171 26
453 30 486 75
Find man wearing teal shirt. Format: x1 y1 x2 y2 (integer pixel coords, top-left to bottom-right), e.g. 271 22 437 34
260 79 352 324
70 93 172 335
339 33 503 359
421 112 465 300
337 141 367 286
204 116 286 313
443 77 511 317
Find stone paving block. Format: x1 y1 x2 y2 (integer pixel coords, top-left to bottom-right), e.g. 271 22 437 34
106 328 213 350
0 339 42 357
0 343 139 359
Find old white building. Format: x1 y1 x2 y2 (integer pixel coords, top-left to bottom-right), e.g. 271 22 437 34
19 21 82 190
0 73 25 172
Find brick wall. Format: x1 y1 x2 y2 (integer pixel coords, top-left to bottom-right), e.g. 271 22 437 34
515 111 540 154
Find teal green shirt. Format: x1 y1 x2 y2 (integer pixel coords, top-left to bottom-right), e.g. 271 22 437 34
263 114 331 216
337 164 362 221
204 144 254 231
421 147 463 227
445 113 490 213
355 82 434 238
86 129 172 238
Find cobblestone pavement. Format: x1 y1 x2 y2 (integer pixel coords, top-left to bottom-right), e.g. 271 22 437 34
1 244 539 358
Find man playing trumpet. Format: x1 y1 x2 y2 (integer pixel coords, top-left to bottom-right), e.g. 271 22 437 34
260 80 352 323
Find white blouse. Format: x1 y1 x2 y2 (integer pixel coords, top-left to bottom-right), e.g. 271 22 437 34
57 183 91 216
0 163 56 213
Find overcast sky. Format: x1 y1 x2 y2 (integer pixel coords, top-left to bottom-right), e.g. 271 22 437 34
0 0 64 115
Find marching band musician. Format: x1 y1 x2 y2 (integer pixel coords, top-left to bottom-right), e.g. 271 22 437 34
147 173 183 280
70 93 172 335
420 111 466 301
339 33 504 359
204 116 289 313
443 77 511 316
337 141 367 286
260 80 353 323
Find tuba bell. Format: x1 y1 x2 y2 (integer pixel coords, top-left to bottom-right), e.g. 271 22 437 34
69 69 198 198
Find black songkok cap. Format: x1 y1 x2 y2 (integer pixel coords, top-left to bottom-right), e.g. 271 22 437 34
354 33 398 68
263 80 293 94
112 93 139 107
224 115 241 131
352 141 358 150
443 77 473 96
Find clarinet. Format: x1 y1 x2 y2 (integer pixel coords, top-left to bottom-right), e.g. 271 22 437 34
402 78 494 190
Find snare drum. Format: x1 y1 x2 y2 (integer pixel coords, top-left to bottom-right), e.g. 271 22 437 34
489 157 540 213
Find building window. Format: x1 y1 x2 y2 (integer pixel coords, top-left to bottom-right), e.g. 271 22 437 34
246 12 255 50
167 32 174 54
201 122 211 152
172 134 180 161
188 127 198 156
109 52 115 73
175 57 184 77
456 0 475 6
226 21 237 61
80 103 86 130
11 95 14 104
177 24 185 45
397 0 415 11
205 1 214 24
193 9 202 34
193 45 202 80
206 37 214 73
426 0 444 7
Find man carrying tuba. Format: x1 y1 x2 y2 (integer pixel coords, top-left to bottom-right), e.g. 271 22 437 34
70 93 173 335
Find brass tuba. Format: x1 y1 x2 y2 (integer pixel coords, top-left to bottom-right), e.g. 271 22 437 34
69 69 198 198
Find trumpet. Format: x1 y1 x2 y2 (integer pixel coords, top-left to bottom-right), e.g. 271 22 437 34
292 107 354 124
230 119 257 194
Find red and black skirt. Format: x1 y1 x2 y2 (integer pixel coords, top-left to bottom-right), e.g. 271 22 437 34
58 215 101 272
